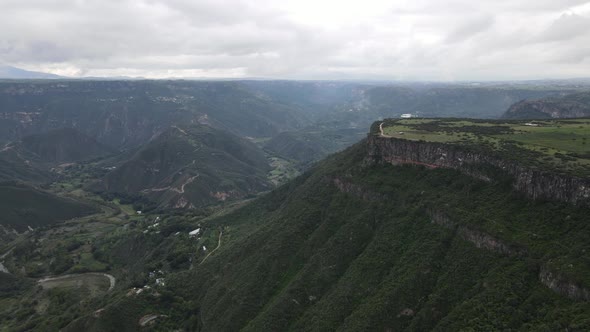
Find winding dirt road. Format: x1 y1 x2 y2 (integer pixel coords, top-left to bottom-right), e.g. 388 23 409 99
200 230 223 265
141 174 199 194
38 272 116 292
378 121 394 137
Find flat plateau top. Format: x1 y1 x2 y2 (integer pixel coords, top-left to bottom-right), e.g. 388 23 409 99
379 118 590 177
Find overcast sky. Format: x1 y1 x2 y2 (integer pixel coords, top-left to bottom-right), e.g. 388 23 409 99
1 0 590 80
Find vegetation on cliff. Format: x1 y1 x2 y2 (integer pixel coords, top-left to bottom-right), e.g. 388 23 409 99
44 138 590 331
1 82 590 331
379 118 590 177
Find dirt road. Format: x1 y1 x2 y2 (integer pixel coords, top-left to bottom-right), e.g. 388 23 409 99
38 272 116 292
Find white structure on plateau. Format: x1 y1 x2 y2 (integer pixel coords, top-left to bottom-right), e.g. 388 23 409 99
400 113 413 118
189 228 201 237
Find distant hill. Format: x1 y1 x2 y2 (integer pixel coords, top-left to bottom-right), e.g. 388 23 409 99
0 66 63 79
76 119 590 331
96 125 271 208
21 128 113 163
503 91 590 119
0 181 95 232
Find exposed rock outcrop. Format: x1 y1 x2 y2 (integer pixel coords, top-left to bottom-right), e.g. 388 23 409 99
428 209 525 257
366 135 590 206
332 177 386 201
539 266 590 301
430 209 590 301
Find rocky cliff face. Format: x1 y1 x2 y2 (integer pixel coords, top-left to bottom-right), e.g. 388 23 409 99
332 177 385 201
504 99 590 119
539 266 590 301
503 92 590 119
366 135 590 206
327 142 590 304
428 209 525 257
429 209 589 301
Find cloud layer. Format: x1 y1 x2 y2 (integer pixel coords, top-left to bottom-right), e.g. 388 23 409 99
1 0 590 80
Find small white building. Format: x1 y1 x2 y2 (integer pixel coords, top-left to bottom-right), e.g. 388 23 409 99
400 113 413 119
189 228 201 237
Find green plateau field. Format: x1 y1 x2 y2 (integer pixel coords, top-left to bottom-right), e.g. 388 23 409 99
379 118 590 177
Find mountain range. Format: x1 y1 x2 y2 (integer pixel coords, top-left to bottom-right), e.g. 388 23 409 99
63 119 590 331
0 66 64 79
0 79 589 331
503 91 590 119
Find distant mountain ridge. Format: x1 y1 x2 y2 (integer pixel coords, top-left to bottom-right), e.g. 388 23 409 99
0 66 63 79
0 80 311 148
503 91 590 119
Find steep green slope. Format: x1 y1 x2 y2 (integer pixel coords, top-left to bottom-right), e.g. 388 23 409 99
20 128 113 163
98 124 271 208
503 91 590 119
264 127 365 165
173 144 590 331
0 181 96 232
0 145 50 183
69 137 590 331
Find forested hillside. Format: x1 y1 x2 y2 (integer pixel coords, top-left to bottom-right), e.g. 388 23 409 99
59 120 590 331
1 81 589 331
96 125 271 208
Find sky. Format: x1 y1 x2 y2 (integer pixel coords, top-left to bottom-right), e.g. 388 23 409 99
1 0 590 80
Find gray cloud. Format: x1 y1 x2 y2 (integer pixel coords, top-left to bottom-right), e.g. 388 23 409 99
0 0 589 80
541 13 590 42
445 15 495 43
